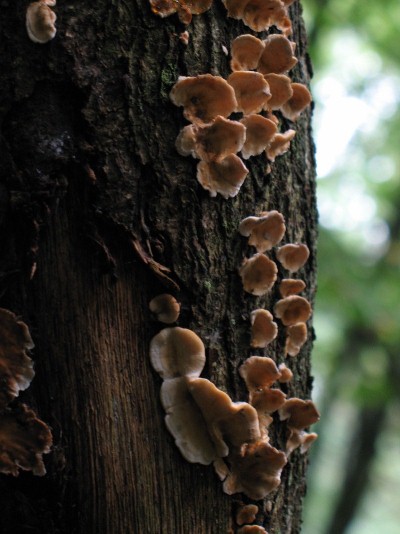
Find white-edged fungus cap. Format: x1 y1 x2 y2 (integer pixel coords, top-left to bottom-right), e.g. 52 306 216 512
149 327 205 379
274 295 312 326
266 129 296 162
279 278 306 298
239 253 278 295
258 34 297 74
276 243 310 272
197 154 249 198
227 71 271 115
149 294 180 324
263 73 293 110
250 309 278 348
281 83 312 121
239 356 281 391
239 210 285 252
230 34 265 72
26 0 57 44
285 322 307 356
240 115 278 159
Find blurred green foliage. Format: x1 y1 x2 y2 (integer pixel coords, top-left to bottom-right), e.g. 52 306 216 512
301 1 400 533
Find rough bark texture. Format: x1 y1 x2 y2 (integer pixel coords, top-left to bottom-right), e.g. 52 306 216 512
0 0 316 533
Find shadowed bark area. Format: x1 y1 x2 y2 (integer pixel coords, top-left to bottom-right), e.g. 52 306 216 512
0 0 316 532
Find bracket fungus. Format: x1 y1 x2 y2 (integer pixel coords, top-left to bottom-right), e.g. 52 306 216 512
239 254 278 296
230 34 265 72
0 308 35 409
197 154 249 198
240 115 278 159
223 0 292 34
239 356 281 392
149 327 205 379
258 35 297 75
266 129 296 162
0 404 52 476
277 363 293 383
26 0 57 44
273 295 312 326
238 526 268 534
263 73 293 110
227 72 271 115
149 294 180 324
285 322 308 357
276 243 310 272
281 83 312 121
279 278 306 298
279 398 320 454
239 211 286 252
250 309 278 348
236 504 259 526
170 75 237 124
149 0 213 23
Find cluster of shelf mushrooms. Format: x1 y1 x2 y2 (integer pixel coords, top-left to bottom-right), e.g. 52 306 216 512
0 308 52 476
149 1 319 531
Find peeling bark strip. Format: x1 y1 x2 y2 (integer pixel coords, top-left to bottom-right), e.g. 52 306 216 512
0 0 316 533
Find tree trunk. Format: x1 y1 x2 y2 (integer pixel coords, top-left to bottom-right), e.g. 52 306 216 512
0 0 316 532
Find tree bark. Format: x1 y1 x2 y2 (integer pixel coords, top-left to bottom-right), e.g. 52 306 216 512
0 0 316 532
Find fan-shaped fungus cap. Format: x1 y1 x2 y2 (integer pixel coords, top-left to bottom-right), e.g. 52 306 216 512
263 74 293 110
197 154 249 198
26 0 57 44
170 75 237 124
279 278 306 298
242 0 291 34
239 254 278 296
230 35 265 72
189 378 261 457
239 210 286 252
274 296 312 326
250 310 278 348
149 294 180 324
239 356 281 391
0 308 35 409
223 441 287 499
266 129 296 162
279 398 320 429
278 363 293 383
177 116 246 162
149 0 212 22
258 35 297 75
281 83 312 121
227 72 271 115
238 526 268 534
250 388 286 433
236 504 259 526
0 403 52 476
276 243 310 272
160 377 218 464
240 115 277 159
149 327 205 379
285 322 307 356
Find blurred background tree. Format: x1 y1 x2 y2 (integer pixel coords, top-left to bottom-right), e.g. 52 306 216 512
301 1 400 533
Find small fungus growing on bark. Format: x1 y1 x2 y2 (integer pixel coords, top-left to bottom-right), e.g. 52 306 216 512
238 525 268 533
223 0 291 34
0 404 52 476
278 363 293 383
281 83 312 121
227 72 271 115
258 35 297 75
279 278 306 298
250 388 287 435
0 308 35 409
276 243 310 272
236 504 259 526
279 398 320 454
266 129 296 162
239 356 281 391
240 115 278 159
197 154 249 198
250 309 278 348
230 34 265 72
285 322 308 356
274 295 312 326
149 327 205 379
170 75 237 124
26 0 57 44
263 73 293 110
239 254 278 295
239 211 286 252
149 294 180 324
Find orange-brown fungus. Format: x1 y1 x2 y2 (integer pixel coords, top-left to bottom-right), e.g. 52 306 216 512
263 73 293 110
239 210 286 252
149 0 178 18
197 154 249 198
150 0 212 22
185 0 213 14
236 504 259 526
258 35 297 75
0 308 35 410
239 356 281 391
266 129 296 161
278 363 293 383
149 294 180 324
276 243 310 272
250 388 286 433
285 322 307 356
227 71 271 115
0 403 52 476
238 526 268 534
279 278 306 298
281 82 312 121
250 309 278 348
239 254 278 296
240 115 277 159
279 398 320 454
243 0 291 33
170 74 237 124
274 295 312 326
230 34 265 72
223 441 287 499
